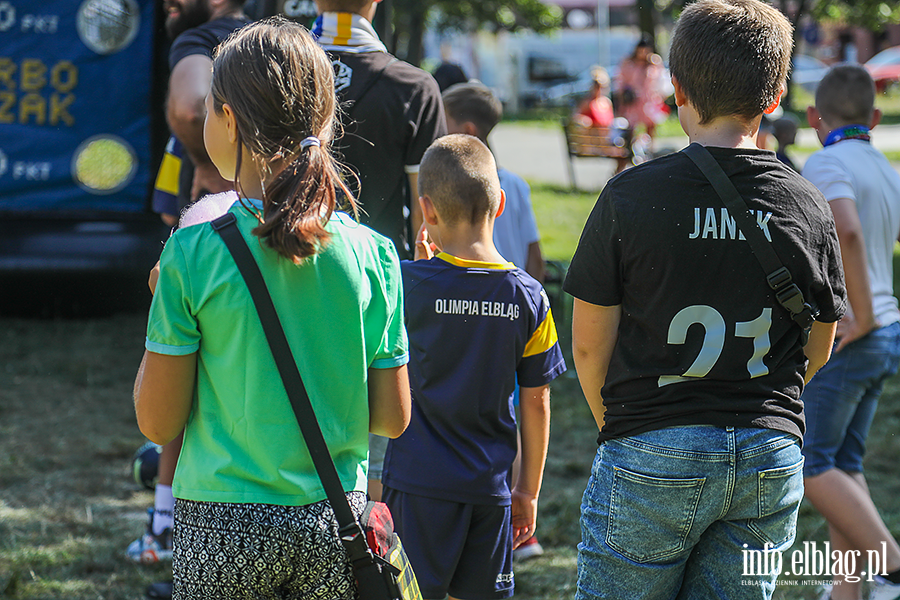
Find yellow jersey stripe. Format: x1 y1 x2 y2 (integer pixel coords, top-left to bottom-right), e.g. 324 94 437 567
523 308 559 357
436 252 515 271
154 153 182 196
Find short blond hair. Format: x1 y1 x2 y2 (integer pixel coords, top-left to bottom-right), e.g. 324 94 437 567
418 134 501 225
590 66 610 89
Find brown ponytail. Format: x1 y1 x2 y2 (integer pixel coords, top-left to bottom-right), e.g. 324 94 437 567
210 17 356 263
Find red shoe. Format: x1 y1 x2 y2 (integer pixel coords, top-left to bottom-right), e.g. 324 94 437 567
513 536 544 561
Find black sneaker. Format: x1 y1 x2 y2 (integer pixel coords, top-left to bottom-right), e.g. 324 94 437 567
145 580 172 600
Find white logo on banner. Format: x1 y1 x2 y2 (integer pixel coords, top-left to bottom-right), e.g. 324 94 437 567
76 0 140 55
0 2 15 31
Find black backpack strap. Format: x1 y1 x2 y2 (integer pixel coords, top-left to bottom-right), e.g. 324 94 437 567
681 143 818 344
209 213 376 573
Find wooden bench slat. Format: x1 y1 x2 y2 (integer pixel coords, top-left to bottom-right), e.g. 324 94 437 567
562 120 633 187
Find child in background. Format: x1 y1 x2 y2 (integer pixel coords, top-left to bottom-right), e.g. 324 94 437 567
615 35 669 145
441 81 545 282
382 134 566 599
133 18 410 599
574 67 615 129
801 63 900 600
773 113 800 171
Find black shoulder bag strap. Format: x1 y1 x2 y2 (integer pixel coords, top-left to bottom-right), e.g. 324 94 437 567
681 143 818 344
210 212 393 596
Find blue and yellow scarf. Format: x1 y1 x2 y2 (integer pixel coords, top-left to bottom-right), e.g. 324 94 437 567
312 12 387 53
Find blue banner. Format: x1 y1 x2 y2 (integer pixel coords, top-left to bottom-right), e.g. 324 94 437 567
0 0 155 213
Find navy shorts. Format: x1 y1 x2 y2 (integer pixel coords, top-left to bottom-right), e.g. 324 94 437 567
383 486 514 600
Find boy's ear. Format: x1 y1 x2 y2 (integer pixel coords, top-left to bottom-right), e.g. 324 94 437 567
764 87 784 115
222 103 238 144
495 189 506 219
419 195 439 225
806 105 821 130
671 75 687 108
871 107 882 130
462 121 480 138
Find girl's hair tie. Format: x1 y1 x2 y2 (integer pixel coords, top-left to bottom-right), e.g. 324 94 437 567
300 136 320 150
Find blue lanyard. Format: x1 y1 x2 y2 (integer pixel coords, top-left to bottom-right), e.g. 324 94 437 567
824 125 871 147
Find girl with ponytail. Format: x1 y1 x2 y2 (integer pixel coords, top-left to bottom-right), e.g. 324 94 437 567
133 17 411 600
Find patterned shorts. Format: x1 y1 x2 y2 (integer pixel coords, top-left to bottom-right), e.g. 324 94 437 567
173 492 366 600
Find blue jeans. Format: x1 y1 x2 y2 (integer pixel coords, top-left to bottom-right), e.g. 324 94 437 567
576 426 804 600
802 321 900 477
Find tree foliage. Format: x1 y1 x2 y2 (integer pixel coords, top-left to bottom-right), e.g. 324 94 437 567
653 0 899 109
386 0 562 65
812 0 900 31
425 0 562 34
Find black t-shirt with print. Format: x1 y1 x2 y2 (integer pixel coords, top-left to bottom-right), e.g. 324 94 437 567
327 51 446 259
168 16 251 69
168 16 251 213
564 146 846 443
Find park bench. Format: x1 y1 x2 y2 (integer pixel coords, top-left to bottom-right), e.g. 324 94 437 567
561 119 635 189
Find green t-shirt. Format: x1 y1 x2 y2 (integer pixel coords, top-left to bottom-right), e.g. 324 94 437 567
146 202 408 506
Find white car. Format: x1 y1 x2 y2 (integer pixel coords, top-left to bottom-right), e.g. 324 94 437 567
791 54 830 95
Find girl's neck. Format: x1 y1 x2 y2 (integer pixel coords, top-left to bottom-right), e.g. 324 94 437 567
237 148 266 199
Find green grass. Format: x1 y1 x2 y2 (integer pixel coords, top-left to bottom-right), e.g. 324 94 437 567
530 182 599 262
0 313 172 599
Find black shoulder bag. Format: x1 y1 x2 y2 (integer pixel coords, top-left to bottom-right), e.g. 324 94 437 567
681 143 818 344
210 212 421 600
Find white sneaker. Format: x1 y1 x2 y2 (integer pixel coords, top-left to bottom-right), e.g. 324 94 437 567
125 509 173 564
869 575 900 600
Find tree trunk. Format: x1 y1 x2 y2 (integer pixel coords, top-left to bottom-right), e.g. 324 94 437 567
636 0 657 47
779 0 807 112
405 6 426 66
373 0 394 54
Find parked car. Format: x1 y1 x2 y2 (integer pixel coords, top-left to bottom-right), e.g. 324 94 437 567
791 54 829 95
537 31 641 108
865 46 900 92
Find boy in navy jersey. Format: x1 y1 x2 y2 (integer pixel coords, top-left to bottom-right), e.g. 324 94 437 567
564 0 846 598
382 134 566 600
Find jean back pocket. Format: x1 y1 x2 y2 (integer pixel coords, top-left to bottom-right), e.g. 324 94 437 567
607 466 706 563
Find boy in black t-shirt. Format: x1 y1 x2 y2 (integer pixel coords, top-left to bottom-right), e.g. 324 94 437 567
563 1 846 598
312 0 446 503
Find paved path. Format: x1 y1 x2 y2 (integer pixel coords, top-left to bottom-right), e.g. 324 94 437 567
490 122 900 191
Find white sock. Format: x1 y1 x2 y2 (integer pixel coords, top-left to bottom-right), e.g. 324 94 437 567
151 484 174 536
